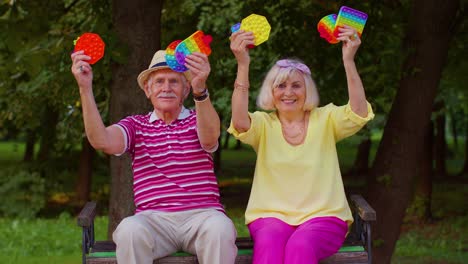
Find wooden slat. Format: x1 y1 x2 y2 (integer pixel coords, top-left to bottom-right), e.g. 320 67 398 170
88 238 367 264
91 241 116 253
90 237 363 254
77 201 97 227
321 251 368 264
350 194 376 221
87 251 367 264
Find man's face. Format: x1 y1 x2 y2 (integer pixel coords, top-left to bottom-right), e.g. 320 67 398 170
144 69 190 114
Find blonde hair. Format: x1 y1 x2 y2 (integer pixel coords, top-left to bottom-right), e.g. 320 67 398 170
257 59 319 111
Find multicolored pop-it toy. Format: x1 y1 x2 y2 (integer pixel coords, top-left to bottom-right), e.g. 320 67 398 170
165 40 187 72
333 6 368 38
231 14 271 48
317 14 339 44
73 33 105 64
165 31 213 72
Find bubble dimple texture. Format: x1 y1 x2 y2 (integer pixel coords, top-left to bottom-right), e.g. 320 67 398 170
166 40 188 72
333 6 368 38
174 31 212 67
317 14 339 44
74 33 105 65
240 14 271 46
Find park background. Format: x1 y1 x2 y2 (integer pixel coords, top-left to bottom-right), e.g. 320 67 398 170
0 0 466 263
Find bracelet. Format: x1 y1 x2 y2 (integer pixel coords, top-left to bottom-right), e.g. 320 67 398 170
193 89 209 102
234 81 249 92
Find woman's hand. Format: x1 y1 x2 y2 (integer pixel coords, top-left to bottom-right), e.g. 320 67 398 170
336 25 361 62
230 30 255 65
71 50 93 91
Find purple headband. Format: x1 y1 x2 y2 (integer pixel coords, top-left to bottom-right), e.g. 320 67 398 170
275 59 311 75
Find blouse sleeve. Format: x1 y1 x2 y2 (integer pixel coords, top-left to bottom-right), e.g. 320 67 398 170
227 112 265 151
329 101 375 141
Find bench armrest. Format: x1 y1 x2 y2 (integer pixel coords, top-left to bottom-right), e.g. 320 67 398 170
350 194 376 222
77 201 97 264
77 201 97 227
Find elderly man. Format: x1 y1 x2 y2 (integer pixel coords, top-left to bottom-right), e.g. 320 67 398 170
71 50 237 264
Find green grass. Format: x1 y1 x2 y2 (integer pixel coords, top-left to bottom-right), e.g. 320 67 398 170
0 213 108 264
0 141 25 162
393 216 468 263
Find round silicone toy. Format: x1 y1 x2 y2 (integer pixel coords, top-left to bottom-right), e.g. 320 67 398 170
73 33 105 64
165 40 188 72
317 14 339 44
239 14 271 46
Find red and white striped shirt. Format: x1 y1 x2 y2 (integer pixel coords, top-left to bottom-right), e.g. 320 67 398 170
115 107 224 214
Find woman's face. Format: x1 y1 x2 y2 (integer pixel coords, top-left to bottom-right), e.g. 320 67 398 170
272 71 306 114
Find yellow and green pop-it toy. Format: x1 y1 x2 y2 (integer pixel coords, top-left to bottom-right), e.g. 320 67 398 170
231 14 271 47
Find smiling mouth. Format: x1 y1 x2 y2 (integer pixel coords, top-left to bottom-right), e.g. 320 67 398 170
281 99 297 104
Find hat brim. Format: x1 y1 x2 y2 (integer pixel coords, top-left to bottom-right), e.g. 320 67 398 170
137 66 192 90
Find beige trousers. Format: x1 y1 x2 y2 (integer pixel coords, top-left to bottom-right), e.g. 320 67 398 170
112 209 237 264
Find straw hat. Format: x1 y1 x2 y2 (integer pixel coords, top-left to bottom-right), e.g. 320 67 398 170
137 50 191 89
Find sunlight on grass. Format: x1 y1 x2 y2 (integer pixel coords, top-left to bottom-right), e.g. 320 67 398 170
0 141 25 162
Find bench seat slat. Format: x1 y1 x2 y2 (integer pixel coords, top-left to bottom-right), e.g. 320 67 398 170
87 239 368 264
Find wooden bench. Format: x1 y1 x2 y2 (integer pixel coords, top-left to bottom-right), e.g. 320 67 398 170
77 194 375 264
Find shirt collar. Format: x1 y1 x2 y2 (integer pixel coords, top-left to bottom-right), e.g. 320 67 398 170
149 106 190 123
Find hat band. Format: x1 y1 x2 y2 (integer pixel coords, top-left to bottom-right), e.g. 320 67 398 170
151 62 168 68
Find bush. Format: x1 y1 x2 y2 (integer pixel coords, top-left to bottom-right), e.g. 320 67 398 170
0 167 46 218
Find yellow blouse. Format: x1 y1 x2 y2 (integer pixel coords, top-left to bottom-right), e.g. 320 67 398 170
227 102 374 226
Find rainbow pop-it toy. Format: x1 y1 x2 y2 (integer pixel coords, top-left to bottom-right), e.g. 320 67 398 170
174 31 212 66
239 14 271 46
317 14 339 44
333 6 368 38
165 31 212 72
165 40 187 72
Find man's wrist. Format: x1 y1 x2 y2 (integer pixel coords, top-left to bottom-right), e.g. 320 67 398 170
193 89 209 102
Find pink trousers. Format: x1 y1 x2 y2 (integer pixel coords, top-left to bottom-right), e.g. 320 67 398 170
247 216 348 264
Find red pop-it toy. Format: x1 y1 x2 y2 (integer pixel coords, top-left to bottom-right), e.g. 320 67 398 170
73 33 105 65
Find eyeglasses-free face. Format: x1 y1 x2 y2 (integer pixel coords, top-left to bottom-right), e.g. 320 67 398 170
144 69 189 114
272 71 307 114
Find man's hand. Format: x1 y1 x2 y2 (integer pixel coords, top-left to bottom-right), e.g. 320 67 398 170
185 52 210 95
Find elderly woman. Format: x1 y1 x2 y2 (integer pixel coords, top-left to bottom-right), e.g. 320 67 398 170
228 26 374 264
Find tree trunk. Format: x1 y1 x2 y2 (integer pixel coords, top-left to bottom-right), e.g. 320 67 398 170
449 109 458 150
223 130 231 149
235 139 242 150
434 110 447 178
23 130 36 162
75 137 96 207
37 106 59 162
459 124 468 176
413 121 434 222
366 1 459 263
108 0 163 238
351 135 371 177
